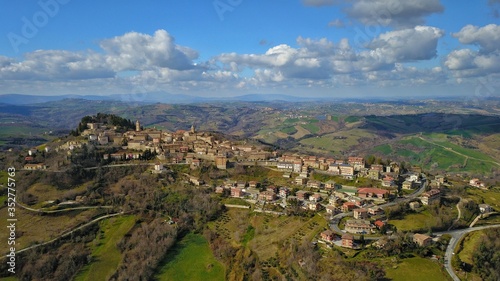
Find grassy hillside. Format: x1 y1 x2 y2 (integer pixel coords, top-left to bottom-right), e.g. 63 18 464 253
75 215 137 281
154 233 225 281
385 257 451 281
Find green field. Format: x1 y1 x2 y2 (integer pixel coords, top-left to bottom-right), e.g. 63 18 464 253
385 257 451 281
466 187 500 210
373 144 392 154
389 211 434 232
394 136 497 173
75 215 136 281
302 119 319 134
154 233 225 281
280 126 298 135
300 129 372 153
345 116 361 123
458 231 484 265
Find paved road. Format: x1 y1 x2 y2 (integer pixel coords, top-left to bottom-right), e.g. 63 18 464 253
16 202 114 213
435 225 500 281
0 211 126 259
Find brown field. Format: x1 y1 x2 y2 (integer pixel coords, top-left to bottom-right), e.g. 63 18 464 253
0 206 104 252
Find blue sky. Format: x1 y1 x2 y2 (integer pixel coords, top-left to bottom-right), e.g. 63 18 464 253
1 0 499 98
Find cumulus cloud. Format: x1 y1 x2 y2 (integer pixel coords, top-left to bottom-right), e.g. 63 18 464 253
215 26 444 83
446 24 500 78
366 26 444 61
0 30 200 82
0 50 114 80
346 0 444 28
445 49 500 77
100 29 198 71
452 24 500 52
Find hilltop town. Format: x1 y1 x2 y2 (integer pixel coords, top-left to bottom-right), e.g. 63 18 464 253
3 112 499 281
19 114 495 241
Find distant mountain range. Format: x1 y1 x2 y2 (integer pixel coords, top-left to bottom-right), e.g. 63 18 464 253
0 93 319 105
1 93 498 106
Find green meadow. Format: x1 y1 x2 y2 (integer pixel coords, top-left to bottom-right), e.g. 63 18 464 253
75 215 136 281
154 233 225 281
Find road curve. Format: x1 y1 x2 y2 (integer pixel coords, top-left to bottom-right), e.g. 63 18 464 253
9 211 126 256
436 224 500 281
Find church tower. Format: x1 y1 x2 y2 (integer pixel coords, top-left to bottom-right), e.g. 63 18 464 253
136 120 141 132
190 124 196 134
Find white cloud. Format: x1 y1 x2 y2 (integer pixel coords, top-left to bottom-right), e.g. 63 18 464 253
0 50 113 80
100 29 198 71
452 24 500 52
328 19 345 28
446 24 500 78
366 26 444 61
0 30 201 82
445 49 500 77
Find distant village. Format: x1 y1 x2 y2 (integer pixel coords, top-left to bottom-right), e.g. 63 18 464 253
21 119 494 249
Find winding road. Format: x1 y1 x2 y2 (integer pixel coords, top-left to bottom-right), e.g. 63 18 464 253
435 224 500 281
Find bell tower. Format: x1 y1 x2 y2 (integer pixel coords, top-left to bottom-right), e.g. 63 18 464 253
136 120 141 132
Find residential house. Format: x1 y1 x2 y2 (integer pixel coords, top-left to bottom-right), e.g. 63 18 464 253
295 177 308 185
307 180 322 189
259 191 277 201
382 175 395 187
328 165 340 175
368 169 380 180
479 204 493 213
421 189 441 205
469 178 485 188
402 181 415 190
324 180 336 189
339 164 354 177
348 157 365 171
353 208 368 219
296 190 309 201
231 188 244 198
267 186 278 193
344 219 374 234
370 164 384 172
374 220 386 230
413 233 432 247
23 163 46 170
368 207 385 216
409 201 421 210
293 161 303 173
309 193 322 202
329 196 340 206
411 166 422 173
215 186 225 194
248 181 259 188
190 159 201 169
308 202 322 211
237 181 247 189
279 187 290 198
341 234 354 248
215 156 227 169
277 162 294 171
320 230 335 242
435 175 445 184
326 205 336 214
154 163 164 171
357 187 389 199
341 202 357 213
